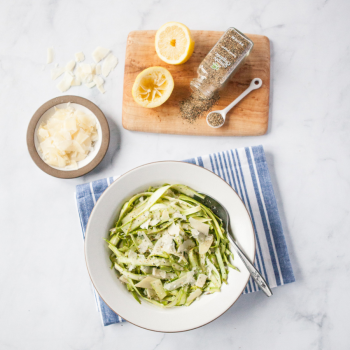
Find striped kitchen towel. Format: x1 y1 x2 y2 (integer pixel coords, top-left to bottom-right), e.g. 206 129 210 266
75 145 295 326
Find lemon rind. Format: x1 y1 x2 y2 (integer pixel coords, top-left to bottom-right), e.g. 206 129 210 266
155 22 195 65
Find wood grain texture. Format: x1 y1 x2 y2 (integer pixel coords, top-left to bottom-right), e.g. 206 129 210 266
122 30 270 136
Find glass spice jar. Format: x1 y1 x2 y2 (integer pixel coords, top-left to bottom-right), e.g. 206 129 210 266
190 27 254 99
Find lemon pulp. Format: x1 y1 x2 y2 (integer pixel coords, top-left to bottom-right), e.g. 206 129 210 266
155 22 195 65
132 67 174 108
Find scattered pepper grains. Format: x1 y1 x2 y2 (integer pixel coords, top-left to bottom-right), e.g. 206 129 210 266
179 91 220 123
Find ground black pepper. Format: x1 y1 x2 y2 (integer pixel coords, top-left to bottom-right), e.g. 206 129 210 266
207 112 224 127
179 91 220 123
190 27 253 99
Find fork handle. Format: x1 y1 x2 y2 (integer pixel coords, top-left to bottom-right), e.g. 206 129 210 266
227 235 273 297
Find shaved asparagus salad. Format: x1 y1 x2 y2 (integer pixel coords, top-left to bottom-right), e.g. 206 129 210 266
106 184 239 308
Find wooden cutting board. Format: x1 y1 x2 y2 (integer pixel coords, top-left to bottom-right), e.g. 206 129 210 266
122 30 270 136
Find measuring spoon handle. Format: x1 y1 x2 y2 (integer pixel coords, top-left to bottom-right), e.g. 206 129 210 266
222 78 262 114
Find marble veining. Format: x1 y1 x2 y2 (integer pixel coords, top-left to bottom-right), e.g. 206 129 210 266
0 0 349 349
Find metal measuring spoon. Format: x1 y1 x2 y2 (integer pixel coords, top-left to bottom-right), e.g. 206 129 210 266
207 78 263 128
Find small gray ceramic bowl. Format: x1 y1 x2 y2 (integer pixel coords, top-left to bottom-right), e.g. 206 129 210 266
27 95 110 179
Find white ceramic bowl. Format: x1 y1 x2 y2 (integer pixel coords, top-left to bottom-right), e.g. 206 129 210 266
85 161 255 332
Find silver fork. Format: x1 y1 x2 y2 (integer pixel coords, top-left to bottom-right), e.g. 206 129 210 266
194 193 273 297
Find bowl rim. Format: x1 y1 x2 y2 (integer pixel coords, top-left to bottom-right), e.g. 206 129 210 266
84 160 256 332
26 95 110 179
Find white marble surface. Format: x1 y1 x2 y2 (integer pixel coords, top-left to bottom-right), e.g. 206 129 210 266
0 0 349 348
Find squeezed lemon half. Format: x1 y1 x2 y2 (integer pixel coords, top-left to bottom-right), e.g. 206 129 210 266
132 67 174 108
155 22 195 65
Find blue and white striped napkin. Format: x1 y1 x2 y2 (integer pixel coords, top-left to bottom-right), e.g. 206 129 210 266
75 145 295 326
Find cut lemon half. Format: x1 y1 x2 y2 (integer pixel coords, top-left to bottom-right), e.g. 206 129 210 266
155 22 195 65
132 67 174 108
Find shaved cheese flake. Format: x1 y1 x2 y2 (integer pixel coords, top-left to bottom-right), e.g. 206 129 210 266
75 129 89 144
161 209 169 221
146 288 157 298
168 223 180 237
65 60 76 72
64 116 77 132
150 217 160 226
198 234 213 254
54 138 72 152
60 129 72 142
38 126 49 141
91 131 99 142
150 233 176 256
56 72 74 92
150 204 167 211
92 46 109 63
76 63 94 83
189 217 210 235
164 271 195 291
135 276 158 289
140 219 151 229
47 48 54 64
67 140 85 154
75 52 85 62
65 160 78 170
96 64 101 75
173 212 186 220
37 106 98 169
51 66 65 80
128 250 137 260
186 289 202 304
97 84 106 94
93 75 104 86
138 232 153 254
81 63 92 74
152 268 166 279
102 53 118 77
141 266 152 274
92 75 105 94
39 137 53 154
85 81 96 88
71 76 81 86
191 228 200 238
196 274 207 288
119 275 129 284
177 239 195 253
182 223 190 230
